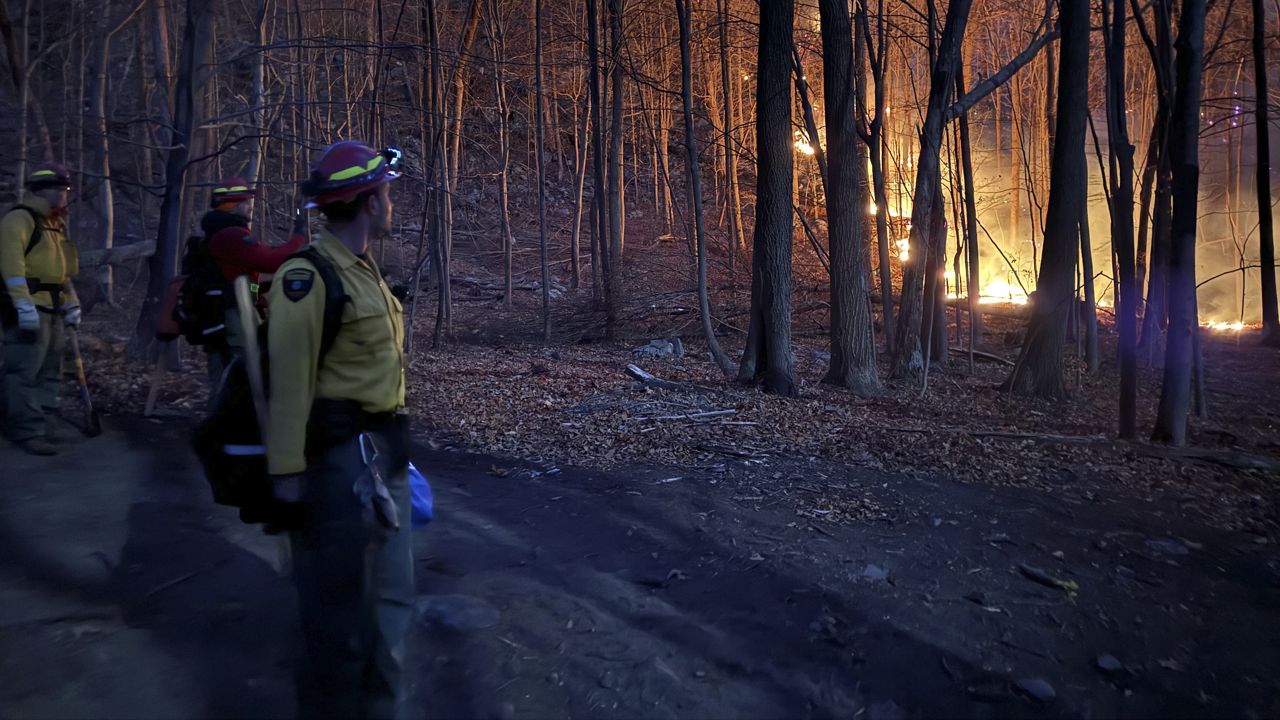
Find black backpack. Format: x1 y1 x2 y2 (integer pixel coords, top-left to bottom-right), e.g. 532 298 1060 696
0 206 46 327
192 247 350 525
175 234 230 346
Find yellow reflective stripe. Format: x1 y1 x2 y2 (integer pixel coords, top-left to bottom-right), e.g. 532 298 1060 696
328 156 384 182
31 169 58 177
214 185 250 193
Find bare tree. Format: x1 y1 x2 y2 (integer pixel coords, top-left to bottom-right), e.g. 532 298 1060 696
534 0 551 341
738 0 797 396
888 0 975 379
674 0 732 373
130 0 214 356
1003 0 1090 399
1253 0 1279 345
1152 0 1207 446
819 0 879 394
605 0 624 337
1104 0 1139 437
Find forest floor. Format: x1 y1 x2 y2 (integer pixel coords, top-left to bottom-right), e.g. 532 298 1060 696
3 238 1277 718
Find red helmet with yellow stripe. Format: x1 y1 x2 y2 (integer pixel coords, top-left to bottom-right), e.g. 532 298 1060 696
26 162 72 190
211 176 256 207
301 141 402 208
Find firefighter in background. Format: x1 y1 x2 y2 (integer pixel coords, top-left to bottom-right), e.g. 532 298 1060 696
0 162 79 456
199 177 305 385
266 141 411 719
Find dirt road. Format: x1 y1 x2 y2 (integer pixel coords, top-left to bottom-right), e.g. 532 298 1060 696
1 414 1276 719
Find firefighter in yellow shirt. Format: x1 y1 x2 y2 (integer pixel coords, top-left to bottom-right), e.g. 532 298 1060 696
1 162 79 456
265 141 411 719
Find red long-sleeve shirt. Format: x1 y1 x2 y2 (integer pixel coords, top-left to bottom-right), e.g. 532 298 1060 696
208 224 306 283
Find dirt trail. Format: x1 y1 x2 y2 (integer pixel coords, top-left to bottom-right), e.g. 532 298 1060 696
1 414 1277 719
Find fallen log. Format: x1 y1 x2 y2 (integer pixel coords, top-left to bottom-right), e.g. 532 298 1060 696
948 346 1015 366
78 240 156 268
625 364 715 394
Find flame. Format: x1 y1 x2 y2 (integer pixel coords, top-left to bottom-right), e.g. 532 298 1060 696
868 201 878 216
895 237 910 262
794 140 816 156
1204 320 1245 332
979 279 1028 305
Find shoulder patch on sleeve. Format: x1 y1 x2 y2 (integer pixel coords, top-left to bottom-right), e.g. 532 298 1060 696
282 268 315 302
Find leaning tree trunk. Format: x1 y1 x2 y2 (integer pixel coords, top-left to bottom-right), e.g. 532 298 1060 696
737 0 797 396
888 0 974 379
819 0 879 394
1253 0 1279 345
1105 0 1139 438
675 0 733 373
1152 0 1207 446
129 0 213 357
1003 0 1090 399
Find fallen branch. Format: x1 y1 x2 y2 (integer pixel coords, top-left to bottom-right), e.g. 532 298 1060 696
636 409 736 422
78 240 155 268
948 346 1015 366
625 364 715 394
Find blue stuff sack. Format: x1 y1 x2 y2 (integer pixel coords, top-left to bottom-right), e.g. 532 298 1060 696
409 462 434 527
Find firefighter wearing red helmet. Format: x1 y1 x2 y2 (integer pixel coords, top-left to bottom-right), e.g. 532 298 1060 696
264 140 410 718
1 162 78 455
197 176 306 386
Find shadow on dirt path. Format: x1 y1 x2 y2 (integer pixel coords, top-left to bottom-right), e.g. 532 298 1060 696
1 414 1277 719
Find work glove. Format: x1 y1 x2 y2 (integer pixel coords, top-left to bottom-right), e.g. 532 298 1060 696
15 299 39 333
62 303 81 328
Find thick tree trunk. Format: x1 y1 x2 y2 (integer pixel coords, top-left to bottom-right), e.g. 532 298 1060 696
1253 0 1279 344
888 0 974 379
819 0 879 394
675 0 732 374
1105 0 1139 438
737 0 797 396
1003 0 1089 399
129 0 213 356
1152 0 1207 446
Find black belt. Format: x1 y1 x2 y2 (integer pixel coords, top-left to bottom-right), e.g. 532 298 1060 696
27 280 63 311
306 398 409 467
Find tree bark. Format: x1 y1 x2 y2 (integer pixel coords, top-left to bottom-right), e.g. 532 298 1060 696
587 0 609 308
857 1 895 355
675 0 733 374
605 0 624 337
129 0 213 356
818 0 879 394
1152 0 1207 446
1104 0 1139 438
534 0 551 341
888 0 974 379
1003 0 1090 399
718 0 745 282
955 58 984 351
1253 0 1279 344
737 0 798 396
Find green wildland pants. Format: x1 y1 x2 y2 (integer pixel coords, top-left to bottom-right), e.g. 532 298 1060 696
2 313 64 441
290 417 414 720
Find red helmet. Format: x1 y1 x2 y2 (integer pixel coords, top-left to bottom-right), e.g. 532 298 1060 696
211 176 256 206
26 162 72 190
301 141 402 208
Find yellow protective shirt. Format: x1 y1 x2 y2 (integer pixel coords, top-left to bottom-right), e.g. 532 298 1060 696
0 196 79 308
265 228 407 475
